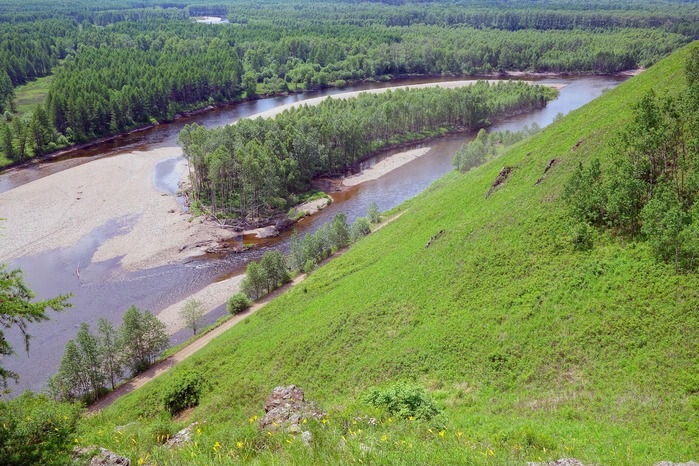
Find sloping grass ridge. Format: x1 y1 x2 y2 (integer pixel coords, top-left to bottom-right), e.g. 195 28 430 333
80 43 699 465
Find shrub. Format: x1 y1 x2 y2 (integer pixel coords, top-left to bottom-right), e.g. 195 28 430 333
163 370 204 416
148 412 176 444
572 222 594 251
350 217 372 242
227 292 251 315
0 392 81 466
303 258 317 273
260 250 291 291
364 382 442 421
367 202 381 224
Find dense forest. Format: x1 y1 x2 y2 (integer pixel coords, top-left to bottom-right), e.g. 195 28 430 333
564 47 699 271
178 82 555 218
0 0 698 165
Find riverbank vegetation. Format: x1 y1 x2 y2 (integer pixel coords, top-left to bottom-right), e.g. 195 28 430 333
240 208 378 301
453 125 542 172
179 82 555 219
48 306 168 404
72 42 699 465
0 263 71 392
1 0 698 166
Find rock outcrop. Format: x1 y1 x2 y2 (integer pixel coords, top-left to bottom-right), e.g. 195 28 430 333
654 462 699 466
259 385 324 431
166 422 199 448
528 459 585 466
89 448 131 466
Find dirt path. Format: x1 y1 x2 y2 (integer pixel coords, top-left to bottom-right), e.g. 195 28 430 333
88 273 304 412
88 212 403 413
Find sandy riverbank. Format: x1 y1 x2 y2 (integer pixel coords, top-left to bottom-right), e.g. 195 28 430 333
342 147 431 186
0 146 236 270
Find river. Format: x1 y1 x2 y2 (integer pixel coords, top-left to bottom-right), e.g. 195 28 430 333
0 75 627 395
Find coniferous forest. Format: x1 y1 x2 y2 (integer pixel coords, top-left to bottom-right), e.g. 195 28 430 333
0 0 698 165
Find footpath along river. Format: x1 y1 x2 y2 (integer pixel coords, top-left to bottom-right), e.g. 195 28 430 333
0 75 628 395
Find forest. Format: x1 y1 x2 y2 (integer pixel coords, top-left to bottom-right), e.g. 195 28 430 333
0 0 698 165
178 82 555 218
563 47 699 271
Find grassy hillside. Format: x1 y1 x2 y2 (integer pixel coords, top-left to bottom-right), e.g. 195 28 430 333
79 43 699 465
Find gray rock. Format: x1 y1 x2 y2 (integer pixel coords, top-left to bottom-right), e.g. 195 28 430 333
89 448 131 466
655 462 699 466
528 459 586 466
166 422 199 448
259 385 325 430
301 430 313 446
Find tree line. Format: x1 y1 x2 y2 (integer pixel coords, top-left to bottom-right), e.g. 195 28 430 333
179 82 555 219
48 306 168 403
563 47 699 270
1 0 698 165
240 204 380 301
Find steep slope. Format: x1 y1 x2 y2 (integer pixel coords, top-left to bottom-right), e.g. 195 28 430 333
80 43 699 465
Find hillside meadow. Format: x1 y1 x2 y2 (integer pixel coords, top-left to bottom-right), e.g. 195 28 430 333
77 43 699 465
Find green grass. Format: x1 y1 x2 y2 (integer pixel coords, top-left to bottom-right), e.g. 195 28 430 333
78 43 699 465
13 74 52 115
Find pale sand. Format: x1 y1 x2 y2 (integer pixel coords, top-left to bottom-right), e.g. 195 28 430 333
0 146 235 270
295 196 331 215
157 274 245 335
342 147 431 186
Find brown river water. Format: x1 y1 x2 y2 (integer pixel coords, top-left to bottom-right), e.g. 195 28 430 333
0 75 627 395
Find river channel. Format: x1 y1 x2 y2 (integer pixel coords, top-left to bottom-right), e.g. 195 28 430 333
0 75 627 395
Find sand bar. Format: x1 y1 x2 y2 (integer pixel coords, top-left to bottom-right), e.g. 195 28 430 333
0 146 236 270
342 147 431 186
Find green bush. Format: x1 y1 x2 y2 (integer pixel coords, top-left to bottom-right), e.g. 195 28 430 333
227 292 252 315
364 382 442 421
350 217 372 242
572 222 595 251
0 392 81 466
367 202 381 224
148 412 176 444
303 258 317 273
163 370 204 416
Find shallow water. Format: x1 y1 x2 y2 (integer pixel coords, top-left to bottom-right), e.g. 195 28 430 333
0 74 628 395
